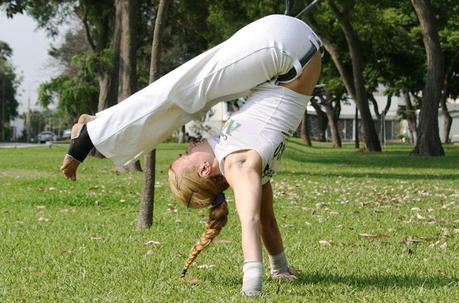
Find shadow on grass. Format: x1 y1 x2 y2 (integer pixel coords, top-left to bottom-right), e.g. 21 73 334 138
277 170 459 181
294 272 459 289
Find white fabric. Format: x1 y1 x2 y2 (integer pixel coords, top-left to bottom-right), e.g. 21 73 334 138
209 82 311 184
242 261 263 296
86 14 320 166
268 251 289 276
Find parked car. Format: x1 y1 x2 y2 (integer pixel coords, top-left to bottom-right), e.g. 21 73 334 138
37 131 57 144
62 129 72 141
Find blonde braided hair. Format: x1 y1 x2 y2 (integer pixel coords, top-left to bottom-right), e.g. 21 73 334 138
168 167 229 276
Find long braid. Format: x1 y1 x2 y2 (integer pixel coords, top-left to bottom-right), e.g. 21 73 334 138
168 167 230 277
181 201 229 277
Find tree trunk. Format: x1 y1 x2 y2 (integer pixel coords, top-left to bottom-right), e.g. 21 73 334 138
370 94 392 145
440 95 452 144
402 90 417 144
439 51 458 144
310 97 328 141
410 0 444 156
80 10 115 113
138 0 171 229
117 0 142 171
354 106 359 149
328 1 381 152
320 93 341 148
320 37 356 100
324 107 341 148
178 125 186 143
300 109 312 146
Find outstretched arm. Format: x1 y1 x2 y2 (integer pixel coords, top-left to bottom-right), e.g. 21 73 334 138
224 150 263 296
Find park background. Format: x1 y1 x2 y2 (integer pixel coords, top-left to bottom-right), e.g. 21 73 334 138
1 0 458 302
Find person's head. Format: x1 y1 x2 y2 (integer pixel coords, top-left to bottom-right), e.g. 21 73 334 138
168 139 230 276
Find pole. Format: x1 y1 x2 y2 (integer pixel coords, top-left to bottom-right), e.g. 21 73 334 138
354 105 359 149
1 76 5 142
296 0 323 18
26 96 31 143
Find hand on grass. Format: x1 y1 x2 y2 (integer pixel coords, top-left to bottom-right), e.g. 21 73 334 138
271 266 298 280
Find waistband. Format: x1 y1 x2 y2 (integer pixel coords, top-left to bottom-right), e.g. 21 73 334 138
276 35 322 84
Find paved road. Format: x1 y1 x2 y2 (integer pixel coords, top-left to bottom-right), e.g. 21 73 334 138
0 143 46 148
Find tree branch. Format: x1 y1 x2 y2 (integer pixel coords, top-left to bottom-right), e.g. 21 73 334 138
78 7 96 51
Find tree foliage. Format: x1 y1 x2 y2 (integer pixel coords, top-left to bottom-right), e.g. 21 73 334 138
2 0 458 151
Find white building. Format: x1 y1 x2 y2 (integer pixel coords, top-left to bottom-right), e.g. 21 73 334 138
439 103 459 142
186 95 459 143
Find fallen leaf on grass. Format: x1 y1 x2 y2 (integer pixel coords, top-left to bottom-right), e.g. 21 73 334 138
401 236 423 244
144 240 161 246
167 204 177 213
36 205 46 209
196 264 215 269
60 208 75 213
319 240 331 247
315 203 327 209
145 249 155 255
89 236 105 241
16 220 24 224
439 242 447 250
38 216 50 222
440 228 449 238
415 213 426 220
182 277 201 285
359 233 388 238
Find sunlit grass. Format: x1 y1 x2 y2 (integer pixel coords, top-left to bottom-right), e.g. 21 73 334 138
0 140 458 302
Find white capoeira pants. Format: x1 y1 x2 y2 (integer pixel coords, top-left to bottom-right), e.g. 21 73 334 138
86 14 321 166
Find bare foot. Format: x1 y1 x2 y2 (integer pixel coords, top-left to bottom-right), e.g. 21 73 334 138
61 114 95 181
61 154 80 181
78 114 96 124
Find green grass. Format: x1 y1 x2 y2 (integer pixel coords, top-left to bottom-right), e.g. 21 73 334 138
0 140 458 302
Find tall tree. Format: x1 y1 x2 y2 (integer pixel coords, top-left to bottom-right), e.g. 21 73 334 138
326 0 381 151
410 0 445 156
300 110 312 146
0 41 19 141
138 0 171 229
117 0 142 171
437 0 459 143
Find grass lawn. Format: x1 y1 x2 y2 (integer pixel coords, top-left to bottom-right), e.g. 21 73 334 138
0 140 458 302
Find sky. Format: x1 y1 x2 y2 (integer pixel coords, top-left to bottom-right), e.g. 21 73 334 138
0 12 59 113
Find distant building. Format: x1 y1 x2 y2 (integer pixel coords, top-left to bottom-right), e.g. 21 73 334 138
438 103 459 142
186 95 459 143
